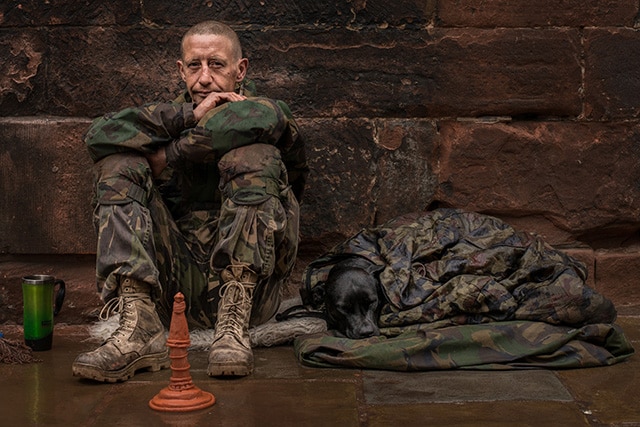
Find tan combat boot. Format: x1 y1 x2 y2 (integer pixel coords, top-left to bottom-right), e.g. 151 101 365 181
207 267 257 377
72 278 169 382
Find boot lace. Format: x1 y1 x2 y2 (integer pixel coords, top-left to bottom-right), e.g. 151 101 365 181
216 281 251 337
99 293 148 342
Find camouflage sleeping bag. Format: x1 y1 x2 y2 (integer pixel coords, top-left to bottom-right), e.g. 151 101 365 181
295 209 634 370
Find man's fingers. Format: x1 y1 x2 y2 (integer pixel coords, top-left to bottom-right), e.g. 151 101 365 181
195 92 248 120
220 92 247 102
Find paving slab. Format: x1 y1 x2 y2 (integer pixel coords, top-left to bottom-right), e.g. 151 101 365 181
0 316 637 426
366 401 592 427
91 379 361 427
362 370 572 404
557 360 640 425
0 331 365 427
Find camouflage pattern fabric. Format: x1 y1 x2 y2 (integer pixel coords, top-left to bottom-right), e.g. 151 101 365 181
85 79 306 207
85 79 258 163
86 81 305 330
208 143 301 327
302 209 616 329
294 321 634 370
296 209 633 370
92 152 209 327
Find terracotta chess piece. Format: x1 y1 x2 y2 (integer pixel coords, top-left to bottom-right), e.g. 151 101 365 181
149 292 215 412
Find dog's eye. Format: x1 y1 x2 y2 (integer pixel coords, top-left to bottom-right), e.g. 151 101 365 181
335 302 348 312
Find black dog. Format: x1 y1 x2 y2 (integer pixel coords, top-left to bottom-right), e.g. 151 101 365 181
323 256 384 339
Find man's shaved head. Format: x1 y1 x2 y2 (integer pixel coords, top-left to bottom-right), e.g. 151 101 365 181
181 20 243 61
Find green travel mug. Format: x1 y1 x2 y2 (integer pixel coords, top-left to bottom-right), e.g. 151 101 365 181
21 275 66 351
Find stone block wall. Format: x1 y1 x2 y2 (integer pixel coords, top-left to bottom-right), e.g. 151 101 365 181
1 1 640 305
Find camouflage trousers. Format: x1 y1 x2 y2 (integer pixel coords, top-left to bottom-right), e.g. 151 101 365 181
91 144 300 330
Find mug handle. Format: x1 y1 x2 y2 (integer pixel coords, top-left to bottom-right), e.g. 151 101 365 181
54 279 66 316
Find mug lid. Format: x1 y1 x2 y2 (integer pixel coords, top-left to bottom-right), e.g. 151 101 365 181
22 275 55 284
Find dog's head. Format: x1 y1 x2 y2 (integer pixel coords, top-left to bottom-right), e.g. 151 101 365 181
323 257 383 339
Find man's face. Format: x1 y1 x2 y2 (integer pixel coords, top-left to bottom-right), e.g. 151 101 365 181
177 34 248 105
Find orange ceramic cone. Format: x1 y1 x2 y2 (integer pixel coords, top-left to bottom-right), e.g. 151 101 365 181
149 292 215 412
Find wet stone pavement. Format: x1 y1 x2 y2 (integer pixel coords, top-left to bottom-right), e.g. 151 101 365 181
0 314 638 427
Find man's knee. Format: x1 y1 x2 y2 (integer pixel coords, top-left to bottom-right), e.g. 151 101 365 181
218 144 288 206
93 153 154 206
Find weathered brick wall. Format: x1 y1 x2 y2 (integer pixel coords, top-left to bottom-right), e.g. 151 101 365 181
2 1 640 304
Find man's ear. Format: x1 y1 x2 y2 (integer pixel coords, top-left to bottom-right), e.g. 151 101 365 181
236 58 248 82
177 60 187 82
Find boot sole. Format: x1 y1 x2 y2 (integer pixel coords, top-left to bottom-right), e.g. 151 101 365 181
72 350 171 383
207 362 253 377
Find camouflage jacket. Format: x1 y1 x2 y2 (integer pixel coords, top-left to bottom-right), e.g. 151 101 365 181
84 80 307 214
296 209 633 371
302 209 617 331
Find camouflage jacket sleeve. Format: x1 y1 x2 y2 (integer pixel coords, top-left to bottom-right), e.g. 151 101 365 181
84 102 197 162
165 97 308 201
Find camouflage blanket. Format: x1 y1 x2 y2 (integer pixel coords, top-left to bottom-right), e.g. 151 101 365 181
296 209 634 369
294 321 634 370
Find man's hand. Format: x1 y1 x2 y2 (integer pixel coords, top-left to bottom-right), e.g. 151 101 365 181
193 91 247 121
144 92 247 177
145 146 168 178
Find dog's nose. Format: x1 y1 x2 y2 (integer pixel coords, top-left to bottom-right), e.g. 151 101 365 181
354 323 379 339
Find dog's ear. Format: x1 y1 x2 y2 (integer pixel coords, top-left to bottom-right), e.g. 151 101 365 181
311 282 327 307
300 282 326 308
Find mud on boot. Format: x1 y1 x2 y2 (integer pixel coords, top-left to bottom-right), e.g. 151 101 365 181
72 278 170 382
207 267 256 377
